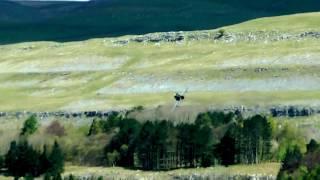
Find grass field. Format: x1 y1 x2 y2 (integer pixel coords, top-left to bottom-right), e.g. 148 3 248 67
60 163 280 179
0 13 320 112
0 163 280 179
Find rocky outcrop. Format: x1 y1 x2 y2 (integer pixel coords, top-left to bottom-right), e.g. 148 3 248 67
111 30 320 46
131 32 185 43
0 105 317 121
270 106 315 117
300 32 320 38
0 110 120 120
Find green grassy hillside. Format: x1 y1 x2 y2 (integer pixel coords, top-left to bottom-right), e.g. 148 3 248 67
0 12 319 112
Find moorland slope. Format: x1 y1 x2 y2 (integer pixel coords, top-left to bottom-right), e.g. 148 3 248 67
0 13 319 112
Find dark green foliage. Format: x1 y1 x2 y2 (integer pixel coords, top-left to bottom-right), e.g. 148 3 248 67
44 173 51 180
39 145 50 175
176 123 198 167
136 121 156 169
282 146 303 173
52 173 62 180
48 141 64 176
302 165 320 180
103 112 122 132
104 112 275 170
4 140 64 179
174 112 235 167
3 110 278 175
214 29 226 39
215 129 236 166
134 106 144 111
106 150 120 167
20 115 39 136
200 152 215 167
274 123 306 161
67 174 76 180
302 139 320 171
88 119 102 136
303 152 320 175
5 140 42 178
277 140 320 179
4 141 19 177
195 111 234 128
306 139 319 153
107 112 234 169
277 146 303 179
196 124 215 167
238 115 272 164
105 118 141 167
136 120 177 170
0 154 4 169
126 106 144 116
214 115 273 165
24 175 34 180
193 119 217 167
88 115 121 136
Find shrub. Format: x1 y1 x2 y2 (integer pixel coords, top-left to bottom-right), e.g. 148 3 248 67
214 29 226 39
306 139 319 153
282 145 303 173
107 150 120 166
46 121 66 137
20 115 39 136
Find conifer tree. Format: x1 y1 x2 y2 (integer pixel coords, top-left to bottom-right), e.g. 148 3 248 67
39 145 50 174
5 140 41 178
106 118 141 167
5 141 19 178
88 119 101 136
216 129 236 166
48 141 64 177
136 121 155 169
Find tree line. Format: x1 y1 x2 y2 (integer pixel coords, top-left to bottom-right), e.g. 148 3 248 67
0 115 64 180
89 111 273 170
278 139 320 179
0 110 296 179
5 141 64 180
